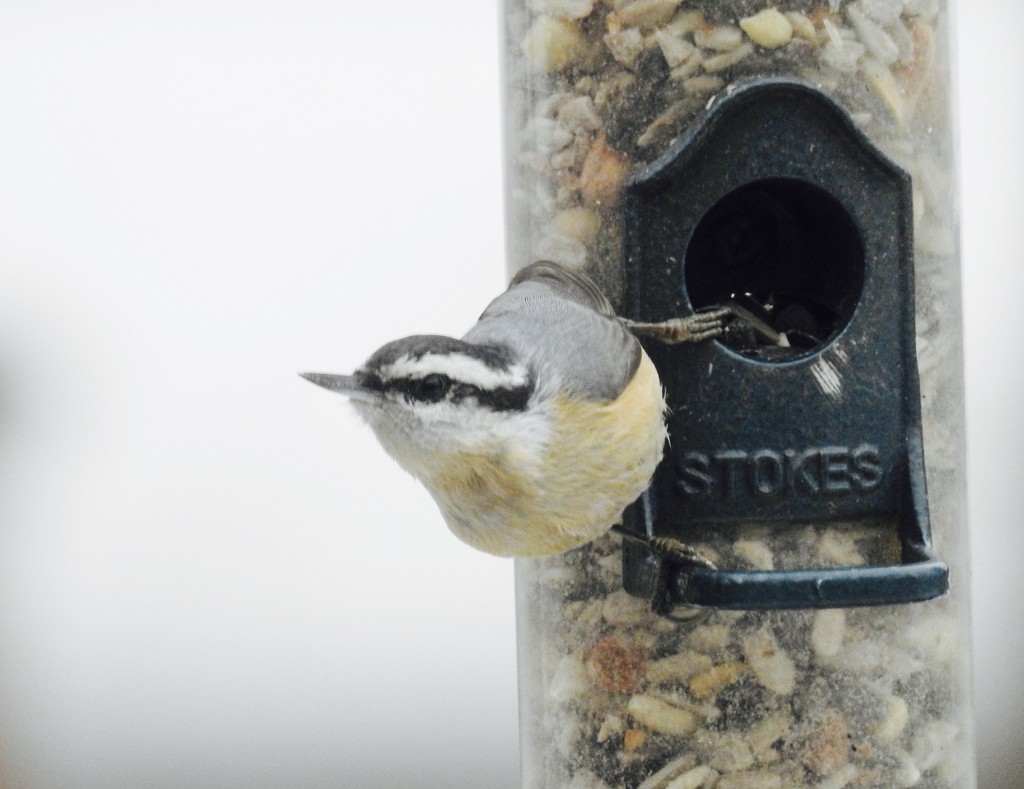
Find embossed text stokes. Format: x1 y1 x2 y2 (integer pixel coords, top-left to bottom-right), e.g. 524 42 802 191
677 444 882 499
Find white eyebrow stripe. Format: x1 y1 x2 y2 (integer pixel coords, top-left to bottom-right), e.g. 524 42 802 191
383 354 530 390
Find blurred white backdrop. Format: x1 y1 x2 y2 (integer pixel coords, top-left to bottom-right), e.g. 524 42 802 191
0 2 1019 788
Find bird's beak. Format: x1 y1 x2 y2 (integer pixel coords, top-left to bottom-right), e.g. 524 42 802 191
299 372 379 403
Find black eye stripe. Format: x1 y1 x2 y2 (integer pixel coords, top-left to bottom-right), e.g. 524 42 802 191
453 383 481 401
376 374 532 412
473 385 532 412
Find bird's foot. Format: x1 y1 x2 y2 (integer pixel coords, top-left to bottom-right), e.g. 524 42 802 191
610 524 717 570
623 306 734 344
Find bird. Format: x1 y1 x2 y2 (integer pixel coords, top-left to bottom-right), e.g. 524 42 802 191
301 261 730 558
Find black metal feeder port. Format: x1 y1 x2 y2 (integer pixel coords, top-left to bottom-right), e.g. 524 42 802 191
620 78 948 613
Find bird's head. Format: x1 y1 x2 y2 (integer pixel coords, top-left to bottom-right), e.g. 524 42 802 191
301 335 538 476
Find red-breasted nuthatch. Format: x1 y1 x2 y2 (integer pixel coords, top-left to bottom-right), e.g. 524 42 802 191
301 261 730 558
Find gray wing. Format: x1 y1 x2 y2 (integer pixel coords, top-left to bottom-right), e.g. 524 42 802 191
505 260 617 319
464 262 641 401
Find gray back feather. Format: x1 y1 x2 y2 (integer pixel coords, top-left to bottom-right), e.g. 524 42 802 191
463 262 641 402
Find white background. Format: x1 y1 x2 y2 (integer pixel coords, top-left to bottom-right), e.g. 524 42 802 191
0 2 1019 787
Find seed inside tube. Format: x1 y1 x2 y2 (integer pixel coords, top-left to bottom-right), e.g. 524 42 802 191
509 0 970 784
521 15 586 72
740 9 794 49
627 695 701 737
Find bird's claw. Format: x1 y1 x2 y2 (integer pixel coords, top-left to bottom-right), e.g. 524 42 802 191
610 525 717 570
624 306 734 344
647 536 718 571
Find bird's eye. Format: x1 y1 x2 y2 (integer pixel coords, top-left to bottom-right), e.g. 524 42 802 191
412 373 450 403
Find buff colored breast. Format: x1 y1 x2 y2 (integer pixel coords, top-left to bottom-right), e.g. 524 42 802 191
430 351 667 557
